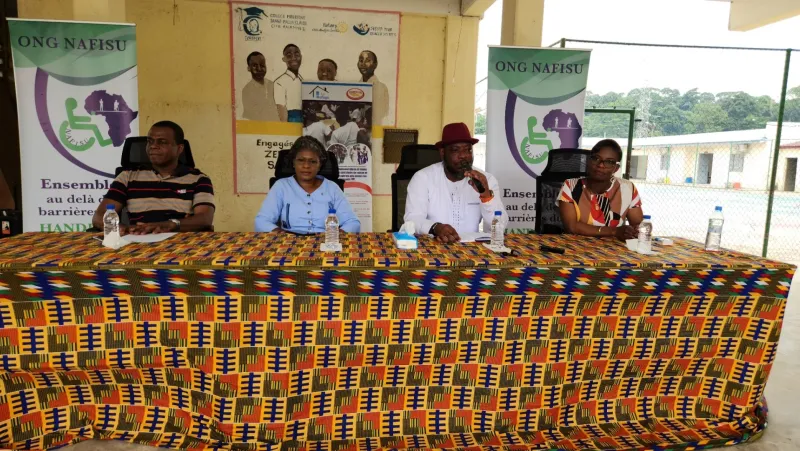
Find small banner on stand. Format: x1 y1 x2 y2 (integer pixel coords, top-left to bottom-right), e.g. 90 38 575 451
486 46 590 230
8 19 139 232
302 82 374 231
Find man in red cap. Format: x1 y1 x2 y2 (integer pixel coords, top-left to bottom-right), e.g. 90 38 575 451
404 122 507 243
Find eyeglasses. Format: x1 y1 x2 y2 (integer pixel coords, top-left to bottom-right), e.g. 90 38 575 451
589 155 620 167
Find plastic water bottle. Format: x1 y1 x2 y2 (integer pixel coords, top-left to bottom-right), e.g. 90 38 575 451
705 206 724 252
103 204 119 239
325 208 339 245
638 215 653 253
491 211 504 247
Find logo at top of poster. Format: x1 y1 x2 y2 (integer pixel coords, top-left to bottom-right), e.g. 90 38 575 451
236 6 267 39
505 91 582 178
309 86 330 100
346 88 365 100
353 23 369 35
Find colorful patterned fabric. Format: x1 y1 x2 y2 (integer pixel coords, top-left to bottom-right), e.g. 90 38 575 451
558 177 641 227
0 233 793 451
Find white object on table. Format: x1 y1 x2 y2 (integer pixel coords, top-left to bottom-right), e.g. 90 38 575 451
460 232 491 243
482 243 511 253
102 231 126 249
393 221 418 249
321 242 343 252
626 238 660 255
122 233 177 244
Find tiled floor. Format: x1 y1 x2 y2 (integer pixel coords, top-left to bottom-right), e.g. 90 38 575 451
64 276 800 451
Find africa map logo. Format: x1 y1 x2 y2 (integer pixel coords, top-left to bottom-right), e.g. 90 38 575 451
59 91 137 151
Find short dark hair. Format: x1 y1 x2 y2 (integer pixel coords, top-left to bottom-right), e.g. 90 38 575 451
290 136 327 165
246 51 263 65
319 58 338 70
151 121 184 144
591 139 623 161
334 105 350 126
361 50 378 66
283 43 300 54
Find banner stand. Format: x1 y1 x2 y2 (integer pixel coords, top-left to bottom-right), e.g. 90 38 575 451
486 46 591 231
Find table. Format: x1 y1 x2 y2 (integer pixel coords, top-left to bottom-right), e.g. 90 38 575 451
0 232 793 451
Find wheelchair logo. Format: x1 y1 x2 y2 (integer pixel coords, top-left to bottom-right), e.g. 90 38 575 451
236 6 268 38
519 116 553 165
59 98 113 152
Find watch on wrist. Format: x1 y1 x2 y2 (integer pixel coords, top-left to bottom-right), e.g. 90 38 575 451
169 219 180 231
429 222 440 235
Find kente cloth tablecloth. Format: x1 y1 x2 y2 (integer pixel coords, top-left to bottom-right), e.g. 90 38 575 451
0 232 793 451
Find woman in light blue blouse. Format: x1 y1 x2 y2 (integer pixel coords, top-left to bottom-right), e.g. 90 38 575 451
255 136 361 234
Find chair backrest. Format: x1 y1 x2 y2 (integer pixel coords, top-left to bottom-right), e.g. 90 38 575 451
391 174 412 232
396 144 440 177
390 144 440 232
117 137 195 176
535 148 591 234
269 149 345 191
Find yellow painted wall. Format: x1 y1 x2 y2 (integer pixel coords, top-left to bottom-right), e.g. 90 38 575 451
18 0 479 232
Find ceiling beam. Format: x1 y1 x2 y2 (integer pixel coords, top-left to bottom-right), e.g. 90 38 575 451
729 0 800 31
461 0 496 17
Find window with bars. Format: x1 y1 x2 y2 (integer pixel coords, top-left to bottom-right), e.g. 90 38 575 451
729 154 744 172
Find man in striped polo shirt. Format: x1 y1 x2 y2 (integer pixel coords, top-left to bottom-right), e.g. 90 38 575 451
92 121 215 234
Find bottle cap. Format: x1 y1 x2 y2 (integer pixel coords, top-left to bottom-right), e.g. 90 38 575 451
644 215 651 220
715 206 722 212
106 204 116 210
328 208 336 214
494 211 501 216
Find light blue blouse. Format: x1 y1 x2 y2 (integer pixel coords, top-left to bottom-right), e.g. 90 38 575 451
255 176 361 234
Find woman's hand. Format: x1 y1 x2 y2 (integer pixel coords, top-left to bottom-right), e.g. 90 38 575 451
614 225 637 241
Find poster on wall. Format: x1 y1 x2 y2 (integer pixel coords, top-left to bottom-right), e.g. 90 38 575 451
302 81 373 231
8 19 139 232
230 2 399 195
486 46 590 230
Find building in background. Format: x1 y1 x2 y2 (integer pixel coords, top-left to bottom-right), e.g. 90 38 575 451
583 122 800 192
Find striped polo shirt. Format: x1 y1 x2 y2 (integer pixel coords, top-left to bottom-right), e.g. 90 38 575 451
104 165 215 223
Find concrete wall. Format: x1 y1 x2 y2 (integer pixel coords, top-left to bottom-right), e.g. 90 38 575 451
631 142 774 190
18 0 480 232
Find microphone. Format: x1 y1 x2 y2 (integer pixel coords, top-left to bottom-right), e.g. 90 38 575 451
461 161 486 194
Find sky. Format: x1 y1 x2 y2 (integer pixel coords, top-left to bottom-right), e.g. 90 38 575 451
475 0 800 111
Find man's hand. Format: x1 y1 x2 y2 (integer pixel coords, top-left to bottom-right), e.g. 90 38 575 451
432 223 460 243
614 225 637 241
463 170 489 195
128 221 179 235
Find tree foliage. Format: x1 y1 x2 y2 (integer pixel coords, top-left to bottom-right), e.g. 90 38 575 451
474 86 800 138
582 87 800 138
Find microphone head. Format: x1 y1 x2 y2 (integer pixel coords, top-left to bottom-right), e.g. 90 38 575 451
459 161 471 174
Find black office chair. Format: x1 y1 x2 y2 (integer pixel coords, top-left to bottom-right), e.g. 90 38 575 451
535 148 591 234
390 144 440 232
117 136 195 175
269 149 345 191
